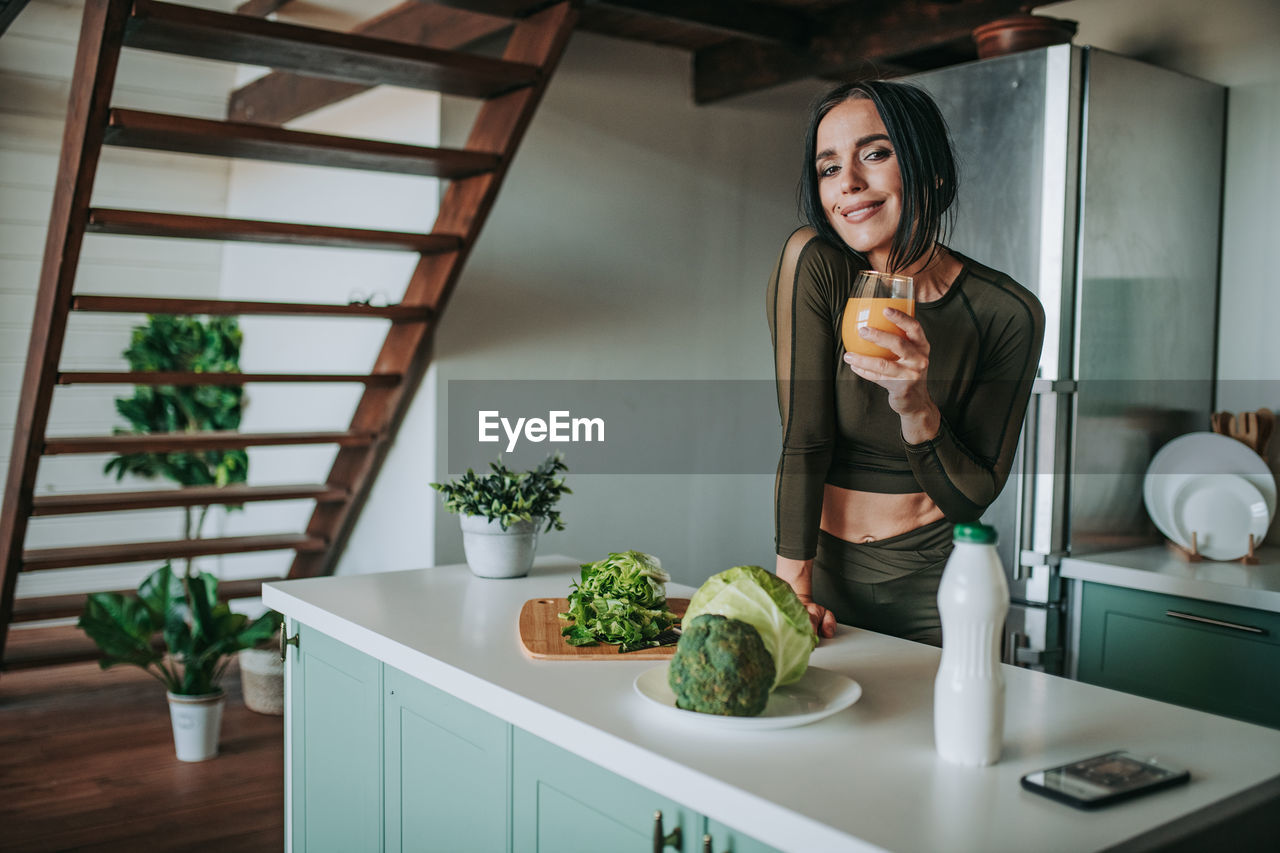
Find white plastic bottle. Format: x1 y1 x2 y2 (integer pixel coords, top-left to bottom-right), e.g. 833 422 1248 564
933 523 1010 766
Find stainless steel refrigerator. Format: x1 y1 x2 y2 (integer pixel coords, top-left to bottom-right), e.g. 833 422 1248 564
906 46 1225 674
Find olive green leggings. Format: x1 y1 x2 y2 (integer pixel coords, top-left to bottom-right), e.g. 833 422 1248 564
811 519 954 647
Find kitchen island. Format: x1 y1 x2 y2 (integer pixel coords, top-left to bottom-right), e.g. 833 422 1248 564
264 556 1280 853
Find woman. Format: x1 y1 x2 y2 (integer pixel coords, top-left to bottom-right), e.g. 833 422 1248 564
766 80 1044 645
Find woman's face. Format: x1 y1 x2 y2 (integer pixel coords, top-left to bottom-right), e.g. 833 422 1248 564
815 98 902 268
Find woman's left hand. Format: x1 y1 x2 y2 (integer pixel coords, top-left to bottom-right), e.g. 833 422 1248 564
843 307 940 439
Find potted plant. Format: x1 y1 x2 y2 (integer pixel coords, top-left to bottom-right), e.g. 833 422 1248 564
104 314 276 708
77 562 282 761
431 454 570 578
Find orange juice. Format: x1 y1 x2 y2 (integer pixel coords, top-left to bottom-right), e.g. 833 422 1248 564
842 296 915 360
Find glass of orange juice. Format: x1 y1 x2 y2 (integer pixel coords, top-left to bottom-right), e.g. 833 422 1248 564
842 271 915 360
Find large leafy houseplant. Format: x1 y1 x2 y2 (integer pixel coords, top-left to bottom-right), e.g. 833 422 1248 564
77 563 281 695
430 454 570 532
105 314 249 547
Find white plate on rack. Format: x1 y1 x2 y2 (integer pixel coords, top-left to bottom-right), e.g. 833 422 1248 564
1143 432 1276 548
634 665 861 730
1170 473 1270 561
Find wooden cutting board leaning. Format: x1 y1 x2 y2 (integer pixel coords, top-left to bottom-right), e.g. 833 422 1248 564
517 597 690 660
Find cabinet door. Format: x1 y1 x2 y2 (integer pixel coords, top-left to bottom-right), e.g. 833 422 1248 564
1077 582 1280 728
289 621 383 853
512 729 696 853
703 818 780 853
384 666 511 852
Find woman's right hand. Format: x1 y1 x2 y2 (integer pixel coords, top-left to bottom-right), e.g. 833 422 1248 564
798 594 837 640
776 555 837 640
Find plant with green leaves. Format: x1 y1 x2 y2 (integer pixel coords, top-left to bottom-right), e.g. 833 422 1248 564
430 454 570 532
77 563 282 696
104 314 249 553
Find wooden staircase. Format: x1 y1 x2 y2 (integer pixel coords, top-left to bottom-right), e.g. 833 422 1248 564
0 0 579 670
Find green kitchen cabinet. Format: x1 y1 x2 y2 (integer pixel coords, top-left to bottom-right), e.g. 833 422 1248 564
287 622 782 852
512 728 698 853
1076 582 1280 728
384 666 511 852
288 620 384 853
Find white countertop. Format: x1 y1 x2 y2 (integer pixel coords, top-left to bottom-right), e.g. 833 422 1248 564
264 556 1280 853
1061 545 1280 613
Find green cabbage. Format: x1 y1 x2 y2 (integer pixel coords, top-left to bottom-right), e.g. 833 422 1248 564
684 565 818 688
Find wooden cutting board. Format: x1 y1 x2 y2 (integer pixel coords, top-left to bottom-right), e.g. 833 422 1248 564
518 597 689 660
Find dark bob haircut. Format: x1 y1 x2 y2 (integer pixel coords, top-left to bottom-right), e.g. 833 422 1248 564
799 80 958 274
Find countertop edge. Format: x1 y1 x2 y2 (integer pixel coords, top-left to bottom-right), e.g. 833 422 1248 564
262 582 886 853
1060 553 1280 614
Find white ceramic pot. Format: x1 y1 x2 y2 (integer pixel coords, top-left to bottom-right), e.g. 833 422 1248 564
239 646 284 715
167 690 225 762
459 515 540 578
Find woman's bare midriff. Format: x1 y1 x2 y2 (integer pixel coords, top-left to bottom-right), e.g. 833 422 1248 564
819 483 945 544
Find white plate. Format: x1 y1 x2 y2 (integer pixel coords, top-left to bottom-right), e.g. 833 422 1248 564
1143 432 1276 548
1171 474 1270 561
633 665 861 730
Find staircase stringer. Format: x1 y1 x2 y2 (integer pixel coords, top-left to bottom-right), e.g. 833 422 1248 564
0 0 132 667
289 0 580 579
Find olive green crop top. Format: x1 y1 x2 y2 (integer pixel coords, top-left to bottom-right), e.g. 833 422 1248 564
766 228 1045 561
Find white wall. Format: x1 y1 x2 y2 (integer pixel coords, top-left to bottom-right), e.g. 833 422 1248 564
1048 0 1280 539
1 0 239 603
429 32 825 586
214 79 442 580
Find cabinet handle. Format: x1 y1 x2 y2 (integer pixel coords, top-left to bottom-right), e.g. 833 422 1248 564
1165 610 1267 635
652 810 681 852
280 629 300 661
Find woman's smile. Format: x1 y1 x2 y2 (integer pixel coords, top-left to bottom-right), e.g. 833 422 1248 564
838 199 885 223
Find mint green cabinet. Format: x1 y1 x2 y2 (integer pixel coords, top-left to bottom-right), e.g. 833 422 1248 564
512 728 696 853
286 623 784 852
289 621 384 853
384 666 511 852
1076 582 1280 728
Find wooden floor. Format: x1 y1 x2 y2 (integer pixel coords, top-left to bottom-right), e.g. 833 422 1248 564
0 657 283 852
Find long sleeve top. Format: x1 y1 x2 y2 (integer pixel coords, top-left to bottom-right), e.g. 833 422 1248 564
766 227 1045 561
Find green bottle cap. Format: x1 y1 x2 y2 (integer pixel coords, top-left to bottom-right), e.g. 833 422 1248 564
953 523 998 545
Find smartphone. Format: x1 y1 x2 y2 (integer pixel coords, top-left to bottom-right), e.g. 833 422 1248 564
1021 751 1190 810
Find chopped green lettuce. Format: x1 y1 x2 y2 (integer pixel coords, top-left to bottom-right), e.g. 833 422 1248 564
684 565 818 688
559 551 678 652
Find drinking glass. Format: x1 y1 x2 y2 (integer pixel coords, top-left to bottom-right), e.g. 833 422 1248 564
841 271 915 361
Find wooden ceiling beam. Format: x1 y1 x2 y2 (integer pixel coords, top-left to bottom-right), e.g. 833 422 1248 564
588 1 808 46
227 1 512 125
235 0 291 17
429 0 809 46
693 0 1065 104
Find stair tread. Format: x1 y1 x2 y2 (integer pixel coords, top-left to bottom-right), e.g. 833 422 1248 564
86 208 463 252
71 294 432 320
22 533 326 571
31 483 349 516
2 624 153 669
43 430 377 455
104 108 502 178
124 0 539 98
11 577 279 623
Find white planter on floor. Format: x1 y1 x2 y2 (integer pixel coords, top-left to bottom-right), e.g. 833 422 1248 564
167 690 225 762
459 515 540 578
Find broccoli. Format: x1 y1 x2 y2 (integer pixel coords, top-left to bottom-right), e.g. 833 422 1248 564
668 614 775 717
